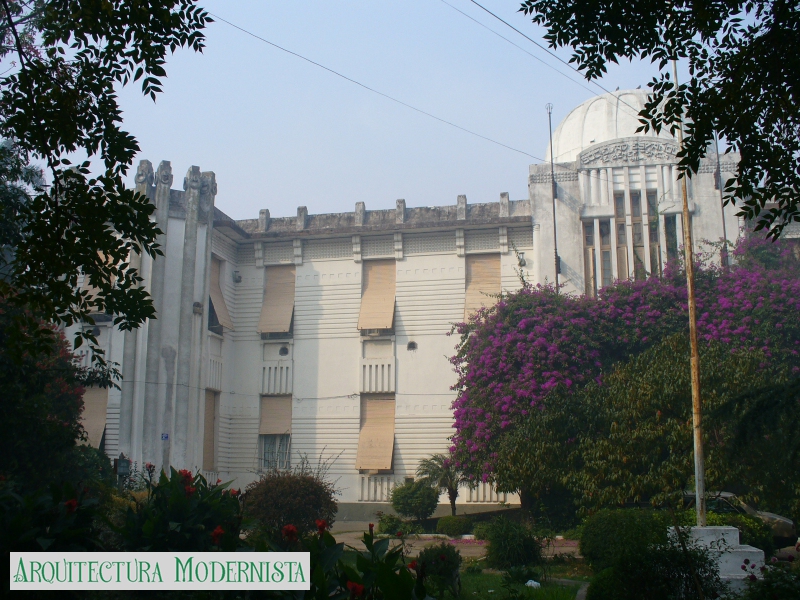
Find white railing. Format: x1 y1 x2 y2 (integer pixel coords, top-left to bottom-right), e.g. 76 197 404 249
466 481 508 503
262 361 292 394
359 475 397 502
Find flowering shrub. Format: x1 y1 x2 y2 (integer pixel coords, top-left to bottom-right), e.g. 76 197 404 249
451 235 800 479
115 468 242 551
416 541 462 598
738 561 800 600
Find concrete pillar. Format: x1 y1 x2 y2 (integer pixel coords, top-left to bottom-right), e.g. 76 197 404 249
173 166 207 469
499 192 510 217
457 195 467 220
355 202 365 226
600 169 610 206
590 169 599 206
120 160 153 456
396 199 406 224
142 161 173 465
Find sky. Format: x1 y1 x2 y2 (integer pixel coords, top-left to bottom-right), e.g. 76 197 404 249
117 1 675 221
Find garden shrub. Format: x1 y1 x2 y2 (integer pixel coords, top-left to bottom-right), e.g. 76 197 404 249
117 468 242 551
245 461 338 539
376 510 405 535
580 509 670 571
436 515 472 536
390 480 439 522
416 541 462 598
485 516 543 568
586 539 727 600
472 521 491 540
738 562 800 600
706 511 775 556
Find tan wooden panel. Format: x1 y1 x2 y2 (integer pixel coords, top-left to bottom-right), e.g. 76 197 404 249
464 253 501 318
258 265 296 333
357 260 396 330
260 395 292 435
355 396 395 471
203 390 217 472
80 386 108 448
209 256 235 330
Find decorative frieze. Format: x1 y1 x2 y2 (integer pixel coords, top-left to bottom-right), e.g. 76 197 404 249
578 138 679 168
529 171 580 184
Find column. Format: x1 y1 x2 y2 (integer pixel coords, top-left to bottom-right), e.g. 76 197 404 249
594 219 603 290
600 168 610 206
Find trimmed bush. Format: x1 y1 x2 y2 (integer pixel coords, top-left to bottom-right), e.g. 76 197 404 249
390 481 439 522
484 516 543 568
376 511 404 535
245 463 338 539
580 509 670 571
416 541 462 598
436 515 472 536
473 521 491 540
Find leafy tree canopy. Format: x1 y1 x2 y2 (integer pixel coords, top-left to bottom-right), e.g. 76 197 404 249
0 0 211 364
519 0 800 238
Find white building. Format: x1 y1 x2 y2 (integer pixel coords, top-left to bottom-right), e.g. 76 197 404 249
73 90 740 510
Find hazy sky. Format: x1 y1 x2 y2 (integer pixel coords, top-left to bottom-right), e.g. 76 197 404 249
118 1 674 221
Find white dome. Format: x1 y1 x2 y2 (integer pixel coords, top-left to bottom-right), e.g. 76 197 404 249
546 89 675 163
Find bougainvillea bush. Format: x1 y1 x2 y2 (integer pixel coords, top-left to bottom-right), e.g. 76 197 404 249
450 234 800 484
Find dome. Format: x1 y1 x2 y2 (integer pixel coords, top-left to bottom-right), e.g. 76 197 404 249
546 89 675 163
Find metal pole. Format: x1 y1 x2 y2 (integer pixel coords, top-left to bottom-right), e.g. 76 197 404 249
673 60 706 527
714 132 729 268
546 103 560 291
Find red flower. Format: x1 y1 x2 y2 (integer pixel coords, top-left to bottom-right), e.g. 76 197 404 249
64 499 78 514
788 555 795 563
178 469 193 485
368 523 374 535
748 573 757 581
230 489 240 497
346 581 365 598
184 485 196 496
741 564 747 571
211 525 225 545
316 519 328 535
216 478 222 485
408 561 417 570
396 531 403 537
282 524 298 542
440 554 447 561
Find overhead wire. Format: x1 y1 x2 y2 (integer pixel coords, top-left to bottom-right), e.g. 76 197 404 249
209 12 545 163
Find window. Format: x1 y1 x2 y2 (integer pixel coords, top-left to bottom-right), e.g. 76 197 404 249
599 219 612 288
464 254 501 318
208 256 234 332
616 223 627 246
260 434 291 471
80 386 109 448
358 259 396 331
203 390 219 472
614 193 625 219
258 265 296 336
665 215 679 263
355 395 395 472
208 299 223 335
583 221 596 298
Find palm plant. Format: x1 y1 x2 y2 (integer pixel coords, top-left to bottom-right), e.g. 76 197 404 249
416 452 471 516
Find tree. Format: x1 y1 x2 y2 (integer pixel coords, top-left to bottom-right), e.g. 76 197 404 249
0 0 212 364
416 452 472 516
390 480 439 523
519 0 800 239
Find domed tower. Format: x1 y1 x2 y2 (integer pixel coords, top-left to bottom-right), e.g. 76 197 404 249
529 90 739 296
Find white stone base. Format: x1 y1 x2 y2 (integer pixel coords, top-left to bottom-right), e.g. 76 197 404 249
670 526 764 593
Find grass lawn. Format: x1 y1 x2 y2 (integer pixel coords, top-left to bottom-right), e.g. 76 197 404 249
460 571 581 600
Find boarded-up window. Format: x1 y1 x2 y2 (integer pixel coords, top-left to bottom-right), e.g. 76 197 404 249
260 395 292 435
464 254 501 318
355 395 395 471
203 390 218 472
209 256 235 331
80 386 108 448
258 265 296 334
357 260 396 330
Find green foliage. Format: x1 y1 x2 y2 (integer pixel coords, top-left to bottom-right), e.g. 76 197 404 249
0 0 212 363
245 460 338 540
436 515 473 536
416 541 462 598
738 563 800 600
417 452 471 516
116 468 242 551
376 510 406 535
706 511 775 557
580 509 670 571
391 480 439 522
473 521 491 541
585 539 727 600
519 0 800 238
485 516 544 569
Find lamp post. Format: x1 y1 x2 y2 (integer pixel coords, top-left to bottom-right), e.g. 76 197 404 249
673 60 706 527
546 103 560 291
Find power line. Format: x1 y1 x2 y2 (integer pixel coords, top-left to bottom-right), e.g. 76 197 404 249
209 12 545 162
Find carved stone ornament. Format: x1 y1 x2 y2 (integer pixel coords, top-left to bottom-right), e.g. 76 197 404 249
156 161 173 187
135 160 154 186
183 166 202 191
579 137 679 168
198 172 217 221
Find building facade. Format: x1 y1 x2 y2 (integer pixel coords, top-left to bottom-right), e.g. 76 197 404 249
72 90 742 507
